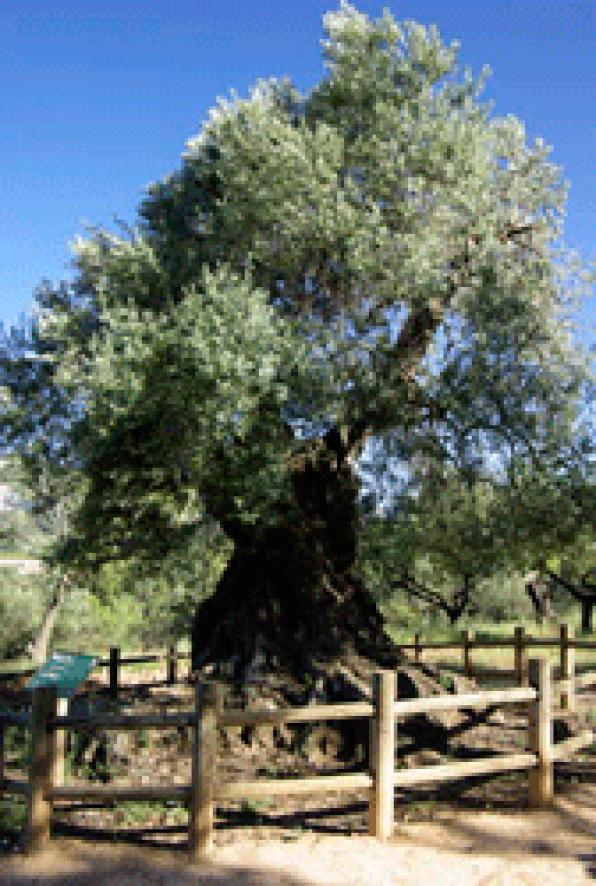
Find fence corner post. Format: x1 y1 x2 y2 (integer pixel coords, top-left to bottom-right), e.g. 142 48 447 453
25 686 58 855
559 624 575 712
109 646 120 699
528 656 553 808
514 626 526 686
189 680 220 860
462 629 474 678
369 670 395 841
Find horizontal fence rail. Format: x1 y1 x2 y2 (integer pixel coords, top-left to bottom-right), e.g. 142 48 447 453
1 655 593 860
216 771 375 800
50 712 194 731
49 783 191 802
392 687 536 717
393 752 539 787
398 623 594 712
219 701 374 728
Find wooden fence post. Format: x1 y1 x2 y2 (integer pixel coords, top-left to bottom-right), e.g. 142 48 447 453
189 681 220 859
109 646 120 698
527 657 553 808
167 643 177 686
53 697 68 787
559 624 575 712
514 626 526 686
414 633 422 665
369 670 395 840
25 686 58 854
462 630 474 678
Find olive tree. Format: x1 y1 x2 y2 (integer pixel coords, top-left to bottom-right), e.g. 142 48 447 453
1 4 590 676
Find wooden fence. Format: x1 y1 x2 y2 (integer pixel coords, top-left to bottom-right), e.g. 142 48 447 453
0 657 593 858
0 644 192 696
398 624 595 712
2 625 594 705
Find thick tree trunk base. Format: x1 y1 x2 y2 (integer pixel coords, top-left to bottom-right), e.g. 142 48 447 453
191 528 399 691
190 535 594 770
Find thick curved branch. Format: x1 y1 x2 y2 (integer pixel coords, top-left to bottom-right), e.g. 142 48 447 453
393 572 471 623
347 299 444 458
344 221 544 459
546 569 596 603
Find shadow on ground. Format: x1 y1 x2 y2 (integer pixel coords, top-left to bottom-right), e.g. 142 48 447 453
0 842 311 886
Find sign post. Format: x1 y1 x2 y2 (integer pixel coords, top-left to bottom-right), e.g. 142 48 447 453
27 652 98 789
27 651 97 699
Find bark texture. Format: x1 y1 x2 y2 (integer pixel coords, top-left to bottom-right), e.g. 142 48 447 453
192 439 397 680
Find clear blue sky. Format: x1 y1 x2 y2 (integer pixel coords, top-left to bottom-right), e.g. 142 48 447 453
0 0 593 344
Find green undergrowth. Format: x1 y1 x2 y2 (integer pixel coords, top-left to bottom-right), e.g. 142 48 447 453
0 797 25 852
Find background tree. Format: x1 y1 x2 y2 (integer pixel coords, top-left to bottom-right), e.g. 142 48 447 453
496 426 594 631
357 459 506 624
1 3 591 678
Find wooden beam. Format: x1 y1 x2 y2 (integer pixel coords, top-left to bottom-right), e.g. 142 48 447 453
25 687 58 854
394 752 537 787
469 640 516 649
51 712 194 731
528 657 553 808
524 639 561 648
189 681 220 860
393 687 535 718
53 697 68 788
370 670 395 841
49 783 190 801
551 730 594 762
219 701 373 728
120 654 163 664
216 772 373 800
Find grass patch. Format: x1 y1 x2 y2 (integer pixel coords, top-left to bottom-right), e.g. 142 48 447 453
113 799 187 827
0 797 25 851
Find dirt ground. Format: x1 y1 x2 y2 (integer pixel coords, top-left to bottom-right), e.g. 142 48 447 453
1 663 594 884
1 781 595 885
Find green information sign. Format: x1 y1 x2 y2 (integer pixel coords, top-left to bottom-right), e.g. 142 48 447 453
27 651 97 699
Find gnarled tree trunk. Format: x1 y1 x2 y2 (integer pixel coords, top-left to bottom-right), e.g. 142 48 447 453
192 303 449 682
192 434 397 681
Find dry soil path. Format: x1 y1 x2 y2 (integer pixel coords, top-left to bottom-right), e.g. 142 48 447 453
2 786 594 885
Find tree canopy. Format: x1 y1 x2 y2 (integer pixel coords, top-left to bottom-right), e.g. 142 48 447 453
1 4 592 652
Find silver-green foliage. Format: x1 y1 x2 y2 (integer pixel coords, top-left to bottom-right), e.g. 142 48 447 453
1 3 591 581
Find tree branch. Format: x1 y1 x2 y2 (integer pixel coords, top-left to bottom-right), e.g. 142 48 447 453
546 569 596 603
344 220 545 459
393 572 471 623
